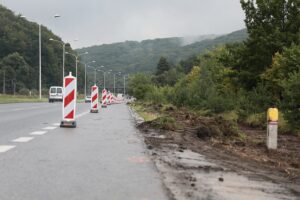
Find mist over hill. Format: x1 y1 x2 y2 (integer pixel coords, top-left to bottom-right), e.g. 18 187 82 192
77 29 247 74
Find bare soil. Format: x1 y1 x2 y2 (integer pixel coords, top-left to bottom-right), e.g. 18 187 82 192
131 105 300 199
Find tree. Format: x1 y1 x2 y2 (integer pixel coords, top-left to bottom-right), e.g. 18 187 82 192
0 52 32 93
237 0 300 89
127 73 152 100
156 57 170 75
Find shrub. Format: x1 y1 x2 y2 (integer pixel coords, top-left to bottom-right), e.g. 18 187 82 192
145 86 167 104
281 71 300 130
18 88 30 96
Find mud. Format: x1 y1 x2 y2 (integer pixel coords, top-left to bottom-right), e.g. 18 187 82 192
129 106 300 200
144 129 299 200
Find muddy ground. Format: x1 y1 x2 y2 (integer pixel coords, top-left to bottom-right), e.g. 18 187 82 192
130 105 300 200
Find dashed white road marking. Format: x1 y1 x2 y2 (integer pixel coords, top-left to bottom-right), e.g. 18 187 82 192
77 111 90 119
13 137 34 143
53 123 60 126
43 126 57 130
0 145 15 153
30 131 47 136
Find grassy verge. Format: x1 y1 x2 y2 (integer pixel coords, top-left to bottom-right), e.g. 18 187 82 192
130 102 160 121
0 95 47 104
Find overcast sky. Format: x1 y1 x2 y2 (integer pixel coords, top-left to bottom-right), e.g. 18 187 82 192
2 0 245 49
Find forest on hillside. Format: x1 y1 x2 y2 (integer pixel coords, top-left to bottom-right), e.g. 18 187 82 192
0 5 81 95
77 29 247 74
128 0 300 133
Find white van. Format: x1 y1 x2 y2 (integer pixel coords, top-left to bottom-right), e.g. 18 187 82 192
49 86 63 103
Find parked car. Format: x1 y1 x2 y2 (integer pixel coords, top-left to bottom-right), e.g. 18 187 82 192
85 96 91 103
49 86 63 103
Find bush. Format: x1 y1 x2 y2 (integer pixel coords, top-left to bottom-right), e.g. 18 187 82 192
281 71 300 130
18 88 30 96
244 113 266 128
145 86 167 104
128 73 152 100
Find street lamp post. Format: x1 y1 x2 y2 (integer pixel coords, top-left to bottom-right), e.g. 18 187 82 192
21 16 42 99
49 38 66 83
66 51 88 78
112 72 121 94
123 75 128 96
82 61 96 97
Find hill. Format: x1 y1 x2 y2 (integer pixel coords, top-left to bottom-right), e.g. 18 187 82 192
0 5 78 94
77 29 247 74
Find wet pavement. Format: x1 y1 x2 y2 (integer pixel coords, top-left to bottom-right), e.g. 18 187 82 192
0 103 168 200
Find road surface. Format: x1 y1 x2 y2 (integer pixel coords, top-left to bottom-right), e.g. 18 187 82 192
0 102 168 200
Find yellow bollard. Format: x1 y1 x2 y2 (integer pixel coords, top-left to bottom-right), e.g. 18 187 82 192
267 106 279 150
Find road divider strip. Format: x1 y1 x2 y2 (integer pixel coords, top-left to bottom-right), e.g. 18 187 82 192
0 145 15 153
13 137 34 143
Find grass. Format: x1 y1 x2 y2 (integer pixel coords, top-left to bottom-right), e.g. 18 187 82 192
0 95 48 104
130 102 160 122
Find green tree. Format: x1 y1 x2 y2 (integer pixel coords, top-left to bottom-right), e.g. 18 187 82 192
156 57 170 75
0 52 33 93
281 71 300 130
127 73 152 100
238 0 300 89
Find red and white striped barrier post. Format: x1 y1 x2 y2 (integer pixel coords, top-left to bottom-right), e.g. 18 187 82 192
90 85 99 113
101 89 107 108
107 91 111 105
60 72 77 128
110 93 114 104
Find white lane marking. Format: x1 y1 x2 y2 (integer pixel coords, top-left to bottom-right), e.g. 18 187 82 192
13 108 26 111
30 131 47 136
77 111 90 119
12 137 34 143
43 126 57 130
52 123 60 126
0 145 15 153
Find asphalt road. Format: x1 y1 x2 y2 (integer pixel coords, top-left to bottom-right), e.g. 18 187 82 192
0 102 168 200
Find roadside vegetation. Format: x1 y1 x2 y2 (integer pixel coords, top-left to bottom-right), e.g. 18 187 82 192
128 0 300 136
0 94 47 104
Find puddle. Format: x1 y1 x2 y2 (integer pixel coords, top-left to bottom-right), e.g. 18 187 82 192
157 150 297 200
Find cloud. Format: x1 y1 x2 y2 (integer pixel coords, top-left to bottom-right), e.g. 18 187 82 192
2 0 245 48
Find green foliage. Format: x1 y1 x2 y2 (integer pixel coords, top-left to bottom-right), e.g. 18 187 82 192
127 73 152 100
127 1 300 134
18 88 30 96
280 71 300 130
0 5 80 94
245 113 266 128
145 86 167 104
236 0 300 89
156 57 170 75
262 44 300 99
77 29 248 74
153 116 178 131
